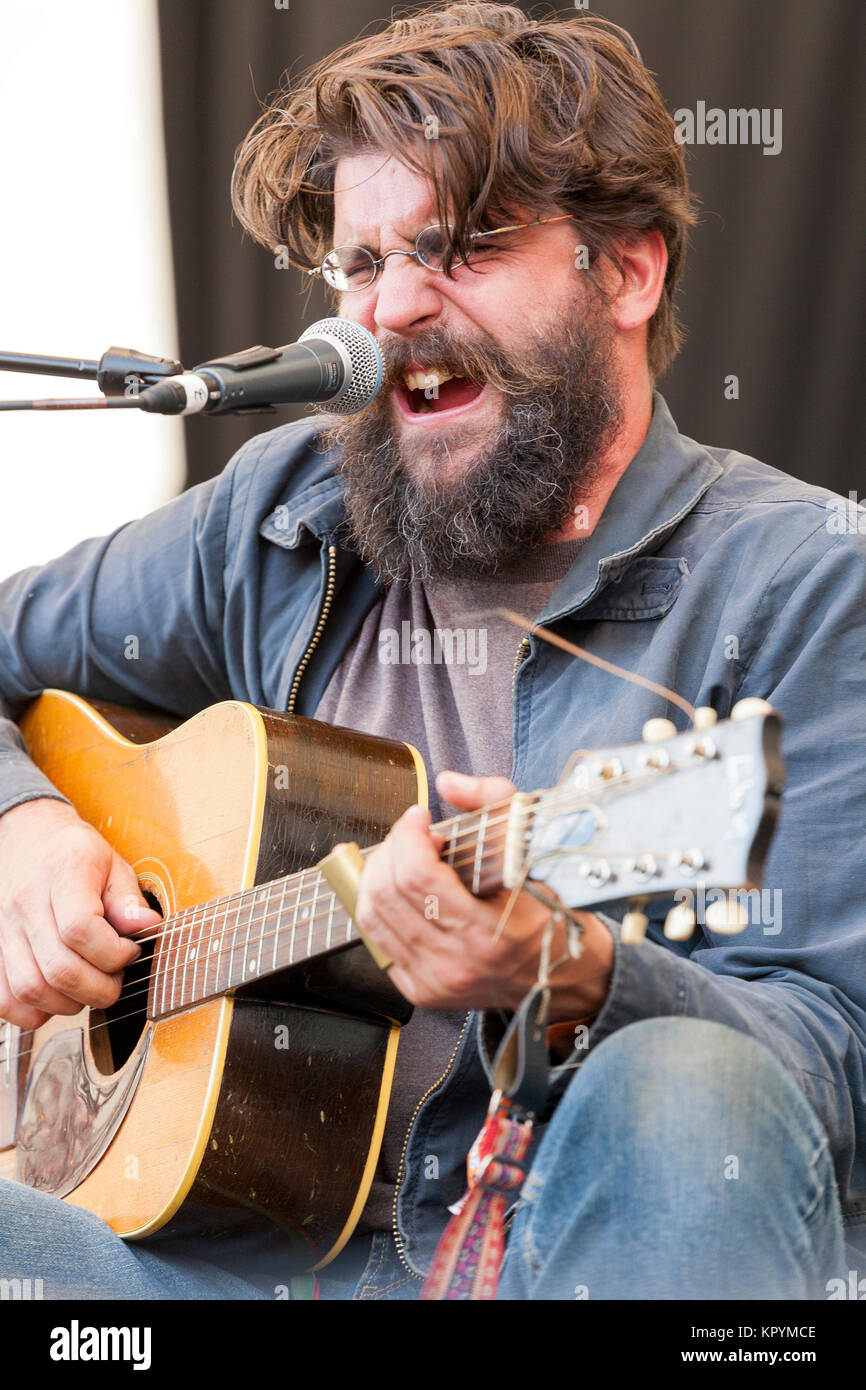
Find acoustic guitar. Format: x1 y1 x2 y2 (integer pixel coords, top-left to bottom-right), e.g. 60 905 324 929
0 690 782 1269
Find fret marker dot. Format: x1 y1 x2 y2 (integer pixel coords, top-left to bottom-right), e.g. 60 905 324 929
247 958 258 974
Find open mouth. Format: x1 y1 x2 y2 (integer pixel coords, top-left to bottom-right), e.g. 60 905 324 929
395 367 485 417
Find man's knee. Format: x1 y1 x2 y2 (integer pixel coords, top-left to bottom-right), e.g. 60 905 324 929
538 1017 839 1221
561 1018 825 1157
0 1177 113 1261
502 1019 845 1298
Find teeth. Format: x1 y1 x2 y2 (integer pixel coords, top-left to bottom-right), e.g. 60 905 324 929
403 368 456 393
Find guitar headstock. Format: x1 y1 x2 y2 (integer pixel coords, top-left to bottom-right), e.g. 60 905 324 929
507 700 784 942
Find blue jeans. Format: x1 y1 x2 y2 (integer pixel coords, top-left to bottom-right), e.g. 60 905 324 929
0 1020 850 1300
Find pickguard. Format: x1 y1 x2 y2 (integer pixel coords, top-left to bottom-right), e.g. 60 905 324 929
16 1026 148 1197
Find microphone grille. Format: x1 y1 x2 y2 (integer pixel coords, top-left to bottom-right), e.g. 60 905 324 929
299 317 383 415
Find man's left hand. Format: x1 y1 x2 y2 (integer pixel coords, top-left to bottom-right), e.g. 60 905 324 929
351 770 615 1021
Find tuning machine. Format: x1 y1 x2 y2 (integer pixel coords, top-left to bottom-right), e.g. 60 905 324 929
663 903 697 941
622 896 649 944
704 892 750 934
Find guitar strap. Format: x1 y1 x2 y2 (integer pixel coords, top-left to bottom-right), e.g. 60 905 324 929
421 905 585 1301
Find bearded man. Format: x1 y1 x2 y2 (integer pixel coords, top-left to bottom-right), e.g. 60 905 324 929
0 5 864 1302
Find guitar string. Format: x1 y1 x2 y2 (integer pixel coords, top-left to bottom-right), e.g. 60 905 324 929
6 798 548 1060
69 791 560 952
3 609 704 1061
8 732 733 1070
36 617 700 961
4 632 713 1068
5 757 687 1057
66 608 703 960
78 759 672 960
3 800 572 1060
6 768 717 1063
99 754 680 954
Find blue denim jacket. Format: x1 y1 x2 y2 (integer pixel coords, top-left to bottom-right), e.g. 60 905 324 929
1 394 865 1279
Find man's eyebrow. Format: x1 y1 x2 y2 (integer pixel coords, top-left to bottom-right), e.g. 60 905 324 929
330 227 377 249
330 224 420 249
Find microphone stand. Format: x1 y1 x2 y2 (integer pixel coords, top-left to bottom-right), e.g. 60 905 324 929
0 346 184 411
0 397 144 412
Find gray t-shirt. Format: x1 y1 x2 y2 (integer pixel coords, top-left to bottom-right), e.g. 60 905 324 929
315 538 585 1232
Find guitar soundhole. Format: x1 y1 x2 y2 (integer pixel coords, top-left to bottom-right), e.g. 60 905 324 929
89 891 160 1075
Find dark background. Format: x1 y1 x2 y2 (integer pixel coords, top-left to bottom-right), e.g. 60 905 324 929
157 0 866 494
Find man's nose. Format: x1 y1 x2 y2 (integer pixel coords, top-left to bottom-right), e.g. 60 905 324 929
371 255 444 338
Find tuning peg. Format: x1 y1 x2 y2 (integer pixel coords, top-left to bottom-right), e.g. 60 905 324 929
693 706 718 730
642 717 677 744
705 893 750 934
731 697 774 721
621 910 649 944
664 903 697 940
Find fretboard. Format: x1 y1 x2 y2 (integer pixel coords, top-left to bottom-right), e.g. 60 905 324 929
147 804 508 1020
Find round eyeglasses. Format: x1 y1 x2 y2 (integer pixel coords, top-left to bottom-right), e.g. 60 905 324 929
308 215 575 292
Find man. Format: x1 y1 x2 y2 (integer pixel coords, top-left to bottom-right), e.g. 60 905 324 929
0 4 864 1300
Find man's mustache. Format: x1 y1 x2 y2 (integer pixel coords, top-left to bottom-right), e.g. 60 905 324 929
376 327 566 399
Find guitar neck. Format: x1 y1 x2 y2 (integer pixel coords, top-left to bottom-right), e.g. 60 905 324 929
148 805 507 1020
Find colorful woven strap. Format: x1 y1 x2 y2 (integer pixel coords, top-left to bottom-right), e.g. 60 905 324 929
420 1097 533 1301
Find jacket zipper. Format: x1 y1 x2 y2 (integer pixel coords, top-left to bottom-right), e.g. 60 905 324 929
391 1009 473 1279
286 543 337 714
296 571 523 1274
512 635 531 688
391 644 531 1273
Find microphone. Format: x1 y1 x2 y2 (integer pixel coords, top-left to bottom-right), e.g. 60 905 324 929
137 318 382 417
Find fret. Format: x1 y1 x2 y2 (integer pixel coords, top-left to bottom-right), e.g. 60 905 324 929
448 820 458 868
306 873 319 959
273 875 289 972
161 914 178 1015
472 810 488 895
206 901 217 998
227 895 243 992
179 903 199 1008
291 869 304 965
256 880 272 976
214 895 231 994
169 909 184 1012
157 920 167 1015
242 889 258 982
253 883 270 976
190 907 202 1002
345 894 353 942
326 885 335 951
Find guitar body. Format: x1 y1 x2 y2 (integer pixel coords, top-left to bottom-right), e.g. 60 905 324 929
0 691 423 1268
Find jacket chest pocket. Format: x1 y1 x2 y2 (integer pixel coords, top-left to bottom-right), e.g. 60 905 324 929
577 555 690 622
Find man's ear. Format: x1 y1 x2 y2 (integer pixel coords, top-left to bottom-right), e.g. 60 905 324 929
606 228 668 334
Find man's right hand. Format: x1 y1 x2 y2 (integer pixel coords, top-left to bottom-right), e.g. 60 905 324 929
0 798 163 1028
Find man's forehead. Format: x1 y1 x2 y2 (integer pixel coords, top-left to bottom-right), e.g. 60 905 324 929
333 151 439 240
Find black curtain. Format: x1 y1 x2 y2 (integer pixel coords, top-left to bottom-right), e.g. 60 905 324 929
157 0 866 495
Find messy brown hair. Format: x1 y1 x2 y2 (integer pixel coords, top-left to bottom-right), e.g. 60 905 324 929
232 3 697 376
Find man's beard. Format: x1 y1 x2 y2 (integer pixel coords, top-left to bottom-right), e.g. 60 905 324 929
321 308 624 583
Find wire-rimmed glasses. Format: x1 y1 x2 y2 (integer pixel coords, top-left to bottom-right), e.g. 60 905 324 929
308 215 575 292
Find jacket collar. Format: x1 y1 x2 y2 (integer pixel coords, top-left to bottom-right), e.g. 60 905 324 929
259 395 724 608
259 468 346 549
541 393 724 621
